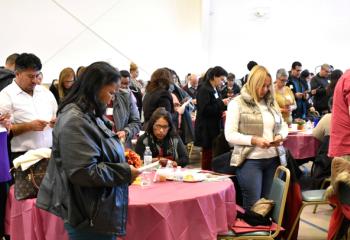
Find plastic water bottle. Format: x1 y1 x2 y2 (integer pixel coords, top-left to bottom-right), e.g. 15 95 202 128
166 160 173 168
306 120 312 130
141 147 153 187
174 166 183 181
277 146 287 166
143 146 152 166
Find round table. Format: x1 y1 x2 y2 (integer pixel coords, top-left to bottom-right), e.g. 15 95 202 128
126 179 236 240
6 178 236 240
283 130 320 160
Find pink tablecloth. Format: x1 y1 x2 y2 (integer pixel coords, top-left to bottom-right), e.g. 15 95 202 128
283 131 320 160
6 180 236 240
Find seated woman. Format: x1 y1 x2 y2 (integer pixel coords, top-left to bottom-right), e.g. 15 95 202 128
135 107 189 167
274 68 296 125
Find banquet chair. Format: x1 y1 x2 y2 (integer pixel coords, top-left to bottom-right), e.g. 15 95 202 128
287 188 329 240
313 177 331 213
187 142 194 159
334 182 350 239
217 166 290 240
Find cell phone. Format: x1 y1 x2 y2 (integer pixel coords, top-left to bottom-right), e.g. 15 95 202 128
181 97 192 104
269 140 280 145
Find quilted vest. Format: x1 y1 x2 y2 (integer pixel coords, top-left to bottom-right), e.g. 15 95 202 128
230 86 282 166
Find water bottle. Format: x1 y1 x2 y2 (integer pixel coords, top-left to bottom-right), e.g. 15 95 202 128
166 160 173 168
141 147 153 187
174 166 183 181
143 146 152 166
277 146 287 166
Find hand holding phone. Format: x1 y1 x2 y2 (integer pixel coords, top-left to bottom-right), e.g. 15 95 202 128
269 136 284 146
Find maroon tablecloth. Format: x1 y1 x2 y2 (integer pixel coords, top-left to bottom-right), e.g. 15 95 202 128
283 131 320 160
6 179 236 240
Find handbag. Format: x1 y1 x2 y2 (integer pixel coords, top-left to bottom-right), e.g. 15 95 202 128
237 210 272 226
12 158 49 200
251 198 275 217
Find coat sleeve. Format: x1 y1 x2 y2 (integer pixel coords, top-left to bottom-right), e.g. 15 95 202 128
135 134 146 159
60 119 132 187
175 137 189 167
197 88 225 117
124 92 141 140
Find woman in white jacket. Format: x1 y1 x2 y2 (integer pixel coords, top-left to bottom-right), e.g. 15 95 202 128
225 65 288 209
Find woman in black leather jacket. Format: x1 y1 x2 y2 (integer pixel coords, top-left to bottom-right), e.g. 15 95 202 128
36 62 140 240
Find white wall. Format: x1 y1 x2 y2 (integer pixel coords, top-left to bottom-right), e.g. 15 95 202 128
1 0 350 83
209 0 350 79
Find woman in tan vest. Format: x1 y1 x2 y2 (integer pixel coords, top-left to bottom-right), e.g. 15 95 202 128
225 65 288 209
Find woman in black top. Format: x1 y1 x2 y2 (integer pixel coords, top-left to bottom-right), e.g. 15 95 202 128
194 66 230 170
135 107 188 167
142 68 176 128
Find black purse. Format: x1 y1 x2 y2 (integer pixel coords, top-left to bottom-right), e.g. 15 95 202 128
12 158 49 200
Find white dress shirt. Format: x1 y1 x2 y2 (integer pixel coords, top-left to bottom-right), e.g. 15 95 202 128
225 98 288 159
0 81 58 152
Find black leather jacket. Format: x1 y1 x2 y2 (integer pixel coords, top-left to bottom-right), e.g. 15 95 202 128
36 103 131 236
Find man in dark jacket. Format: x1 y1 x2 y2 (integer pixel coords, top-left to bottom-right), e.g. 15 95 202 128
237 61 257 88
221 73 241 98
287 61 309 119
0 53 19 92
311 64 331 115
182 73 199 100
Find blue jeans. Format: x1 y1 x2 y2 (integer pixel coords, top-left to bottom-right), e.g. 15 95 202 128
236 157 279 210
64 223 117 240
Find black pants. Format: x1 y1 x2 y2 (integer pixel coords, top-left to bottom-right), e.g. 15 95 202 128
0 181 10 238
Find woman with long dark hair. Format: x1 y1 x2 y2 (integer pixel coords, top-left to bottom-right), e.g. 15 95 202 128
135 107 188 167
143 68 176 128
194 66 230 170
37 62 140 240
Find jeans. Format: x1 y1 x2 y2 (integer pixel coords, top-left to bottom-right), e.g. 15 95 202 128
64 223 116 240
236 157 279 210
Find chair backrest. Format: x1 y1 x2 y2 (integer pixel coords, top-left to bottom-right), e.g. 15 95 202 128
339 182 350 205
268 166 291 227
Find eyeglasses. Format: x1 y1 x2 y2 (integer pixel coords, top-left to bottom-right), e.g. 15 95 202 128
153 124 169 130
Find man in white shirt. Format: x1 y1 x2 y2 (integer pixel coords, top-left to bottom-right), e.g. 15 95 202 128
0 53 57 160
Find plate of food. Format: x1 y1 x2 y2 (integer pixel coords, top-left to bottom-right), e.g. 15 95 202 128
183 173 206 182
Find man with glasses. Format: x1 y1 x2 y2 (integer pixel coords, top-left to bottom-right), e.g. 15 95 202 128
311 64 331 115
0 53 57 161
287 61 309 119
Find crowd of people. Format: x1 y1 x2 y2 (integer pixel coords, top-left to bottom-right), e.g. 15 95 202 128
0 52 349 239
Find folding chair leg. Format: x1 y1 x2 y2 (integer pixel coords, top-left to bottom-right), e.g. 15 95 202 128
314 178 331 214
287 204 306 240
187 143 193 158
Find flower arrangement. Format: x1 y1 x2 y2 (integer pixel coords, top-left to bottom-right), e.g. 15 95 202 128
295 119 306 130
125 149 142 168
